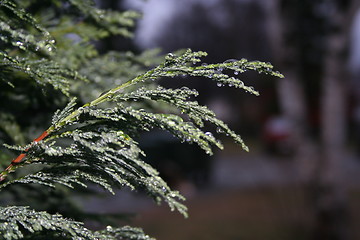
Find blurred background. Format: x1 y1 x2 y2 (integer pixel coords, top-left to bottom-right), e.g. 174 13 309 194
84 0 360 239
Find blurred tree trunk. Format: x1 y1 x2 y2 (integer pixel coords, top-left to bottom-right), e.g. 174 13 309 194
266 0 313 180
267 0 360 239
315 2 360 239
315 11 348 240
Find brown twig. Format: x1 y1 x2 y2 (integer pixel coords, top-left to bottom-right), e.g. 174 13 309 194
0 130 49 181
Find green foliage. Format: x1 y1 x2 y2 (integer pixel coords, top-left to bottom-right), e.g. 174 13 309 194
0 0 283 239
0 206 153 240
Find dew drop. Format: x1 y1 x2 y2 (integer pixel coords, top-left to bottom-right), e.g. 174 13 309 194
205 132 213 138
168 121 176 126
166 53 174 60
216 127 224 134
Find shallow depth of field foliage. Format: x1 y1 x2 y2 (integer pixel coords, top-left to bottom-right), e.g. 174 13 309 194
0 0 283 239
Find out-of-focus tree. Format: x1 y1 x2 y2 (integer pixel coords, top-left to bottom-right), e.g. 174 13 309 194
266 0 360 239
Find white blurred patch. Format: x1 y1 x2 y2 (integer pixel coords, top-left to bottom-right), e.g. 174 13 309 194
124 0 258 49
349 9 360 76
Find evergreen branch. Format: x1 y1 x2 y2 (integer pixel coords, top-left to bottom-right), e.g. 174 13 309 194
95 225 154 240
116 106 222 155
1 127 188 216
0 206 152 240
0 206 94 239
0 19 55 55
152 50 284 96
0 57 85 96
0 0 49 34
0 49 282 218
67 0 141 38
115 86 248 150
0 1 285 239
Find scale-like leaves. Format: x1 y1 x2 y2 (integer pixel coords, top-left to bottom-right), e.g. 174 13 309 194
1 125 188 216
0 0 141 95
0 0 54 54
0 206 151 240
158 50 283 95
95 226 154 240
0 206 93 239
0 57 85 96
68 0 141 38
97 49 283 97
116 86 248 150
0 0 48 34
